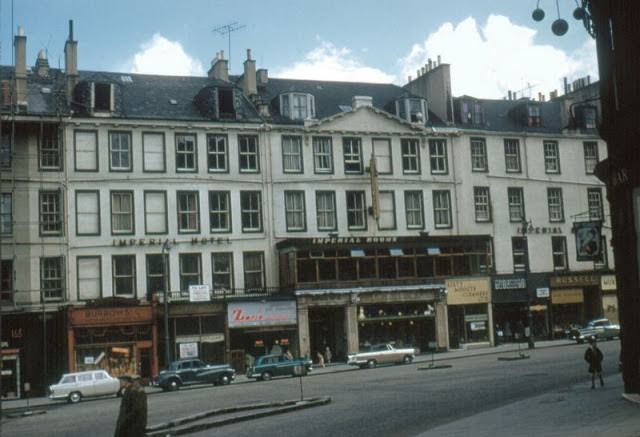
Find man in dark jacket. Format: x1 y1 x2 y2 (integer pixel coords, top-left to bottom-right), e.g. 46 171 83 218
584 338 604 389
115 375 147 437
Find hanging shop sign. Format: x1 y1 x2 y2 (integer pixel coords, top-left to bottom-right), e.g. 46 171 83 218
574 221 603 261
446 278 490 305
227 301 297 328
601 275 617 291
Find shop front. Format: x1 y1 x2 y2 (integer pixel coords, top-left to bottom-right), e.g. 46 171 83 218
446 278 492 347
1 347 20 399
492 275 528 343
67 299 159 380
550 273 602 332
227 300 298 373
600 274 619 322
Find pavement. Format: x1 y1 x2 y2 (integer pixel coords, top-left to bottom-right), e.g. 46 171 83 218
2 339 640 437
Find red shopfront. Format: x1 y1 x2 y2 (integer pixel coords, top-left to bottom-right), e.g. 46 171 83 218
67 301 159 379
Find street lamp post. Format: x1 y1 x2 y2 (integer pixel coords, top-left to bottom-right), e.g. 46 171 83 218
523 217 535 349
162 241 171 367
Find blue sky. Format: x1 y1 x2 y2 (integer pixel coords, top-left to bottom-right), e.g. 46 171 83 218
0 0 597 99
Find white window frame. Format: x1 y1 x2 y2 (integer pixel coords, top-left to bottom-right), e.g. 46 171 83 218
583 141 599 175
313 137 333 173
112 255 135 297
346 191 367 230
433 190 452 228
401 139 420 174
282 136 303 173
110 191 134 235
241 191 263 232
209 191 231 233
212 252 233 291
109 131 132 171
512 237 528 273
207 134 228 172
470 138 488 172
378 191 396 230
77 256 102 300
144 191 167 234
373 138 392 174
343 138 363 174
175 133 197 172
429 139 448 174
41 256 64 301
508 187 525 222
143 132 166 172
404 191 424 230
177 191 200 233
280 93 315 120
239 135 260 173
552 236 568 271
39 190 62 235
544 140 560 174
474 186 491 222
588 188 603 220
504 138 521 173
76 190 100 235
547 188 564 222
316 191 337 231
285 191 306 231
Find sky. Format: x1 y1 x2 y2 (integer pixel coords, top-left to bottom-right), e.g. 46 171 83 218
0 0 598 100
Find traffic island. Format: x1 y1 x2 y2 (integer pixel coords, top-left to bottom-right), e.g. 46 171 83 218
145 396 331 436
417 363 452 370
497 353 530 361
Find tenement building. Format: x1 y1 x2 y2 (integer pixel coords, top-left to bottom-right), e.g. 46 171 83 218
0 22 613 397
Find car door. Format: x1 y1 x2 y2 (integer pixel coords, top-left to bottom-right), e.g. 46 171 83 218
192 360 206 383
177 361 193 383
77 372 94 397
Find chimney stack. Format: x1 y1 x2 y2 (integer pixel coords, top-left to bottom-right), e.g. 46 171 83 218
437 55 441 66
14 25 28 105
208 50 229 81
257 68 268 85
243 48 257 97
508 90 512 100
64 20 79 105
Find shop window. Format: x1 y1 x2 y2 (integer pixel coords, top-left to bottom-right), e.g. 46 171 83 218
176 317 199 336
417 256 435 277
378 255 396 279
436 257 452 276
398 257 415 277
338 258 357 281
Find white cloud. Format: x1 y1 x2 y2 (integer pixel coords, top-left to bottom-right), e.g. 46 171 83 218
399 15 598 99
273 40 395 83
128 34 204 76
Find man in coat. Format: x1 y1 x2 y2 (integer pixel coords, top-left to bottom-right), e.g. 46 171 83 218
584 337 604 389
115 375 147 437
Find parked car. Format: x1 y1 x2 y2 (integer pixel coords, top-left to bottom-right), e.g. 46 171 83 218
49 369 121 404
575 318 621 343
347 343 416 369
246 354 313 381
152 359 235 391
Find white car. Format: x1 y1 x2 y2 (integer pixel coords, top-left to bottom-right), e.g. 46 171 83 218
49 370 121 403
347 343 417 369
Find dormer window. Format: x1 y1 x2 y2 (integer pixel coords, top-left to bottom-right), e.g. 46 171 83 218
460 100 483 125
527 105 541 127
575 105 597 129
93 82 113 113
280 93 315 120
218 88 235 119
395 98 427 124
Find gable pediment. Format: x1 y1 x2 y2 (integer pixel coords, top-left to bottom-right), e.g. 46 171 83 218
307 106 423 134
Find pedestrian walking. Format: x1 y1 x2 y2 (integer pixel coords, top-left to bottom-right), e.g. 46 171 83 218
584 338 604 389
316 351 325 368
324 345 332 364
114 375 147 437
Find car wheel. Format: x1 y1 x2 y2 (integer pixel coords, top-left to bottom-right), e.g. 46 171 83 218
403 355 413 364
367 360 377 369
261 372 272 381
219 374 231 385
68 391 82 404
168 378 180 391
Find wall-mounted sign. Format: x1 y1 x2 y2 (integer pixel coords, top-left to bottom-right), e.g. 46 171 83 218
228 301 297 328
446 278 490 305
551 288 584 304
601 275 617 291
550 274 600 288
70 306 153 326
179 342 198 359
536 287 550 298
189 284 210 302
516 226 562 235
494 278 526 290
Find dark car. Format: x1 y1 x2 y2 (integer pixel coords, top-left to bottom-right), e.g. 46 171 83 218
246 354 312 381
152 359 235 391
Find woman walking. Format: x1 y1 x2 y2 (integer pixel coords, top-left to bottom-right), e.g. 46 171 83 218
584 338 604 389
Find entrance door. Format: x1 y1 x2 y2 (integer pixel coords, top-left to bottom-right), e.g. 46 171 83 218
309 307 345 361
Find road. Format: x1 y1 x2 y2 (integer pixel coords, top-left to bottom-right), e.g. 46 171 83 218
2 341 620 437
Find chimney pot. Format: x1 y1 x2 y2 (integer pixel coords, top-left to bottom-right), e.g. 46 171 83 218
247 48 252 60
18 25 24 36
437 55 441 65
408 75 412 83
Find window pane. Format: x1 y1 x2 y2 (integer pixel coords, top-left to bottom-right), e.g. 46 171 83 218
282 136 303 173
404 191 423 229
145 192 167 234
113 255 135 296
40 191 62 234
207 134 228 171
176 134 197 171
42 257 64 300
474 187 491 222
401 139 420 174
111 192 133 233
378 191 395 229
212 253 233 290
78 257 101 300
544 141 560 173
180 253 201 291
143 132 165 172
313 137 333 173
209 191 231 232
239 136 259 172
241 191 262 231
109 132 131 170
1 193 13 235
508 188 525 222
373 139 392 174
316 191 336 231
76 191 99 235
346 191 366 229
429 139 448 174
504 139 521 172
177 192 199 232
433 190 451 228
470 138 487 171
343 138 362 173
285 191 305 231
